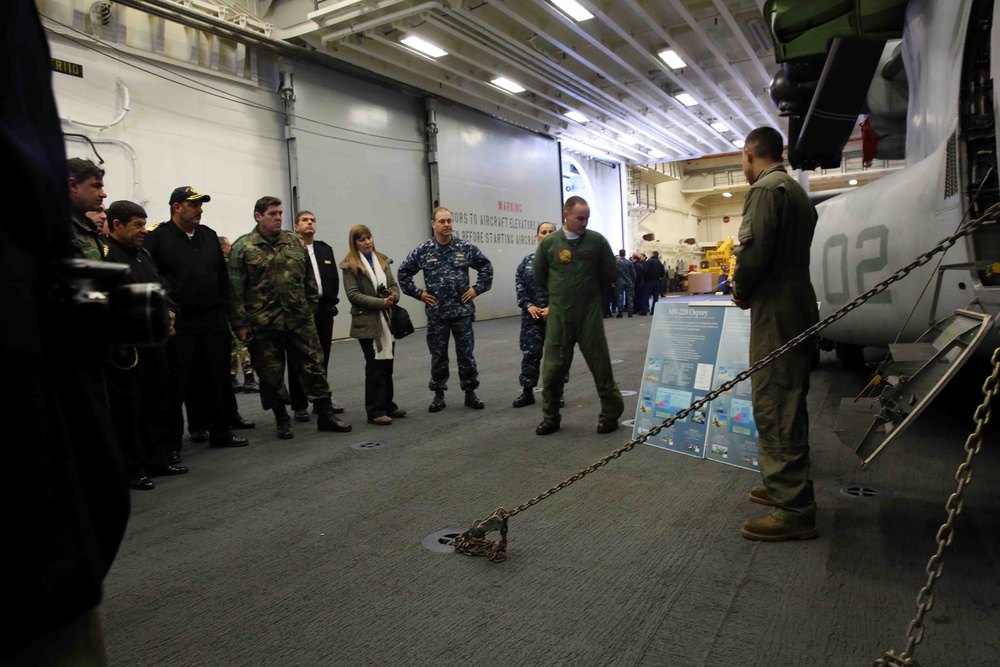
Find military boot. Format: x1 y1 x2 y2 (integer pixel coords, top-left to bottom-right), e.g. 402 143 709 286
273 406 293 440
512 388 535 408
428 391 446 413
464 390 484 410
243 372 259 393
314 398 352 433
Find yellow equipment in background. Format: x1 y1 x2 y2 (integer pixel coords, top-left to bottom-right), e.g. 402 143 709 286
699 237 735 291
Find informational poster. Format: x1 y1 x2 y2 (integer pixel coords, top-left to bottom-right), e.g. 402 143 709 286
634 303 759 472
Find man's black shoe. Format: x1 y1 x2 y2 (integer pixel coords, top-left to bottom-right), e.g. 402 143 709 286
149 464 189 477
276 420 294 439
616 312 623 319
627 312 633 318
535 419 560 435
315 399 352 432
230 414 255 429
190 429 209 443
131 476 155 491
232 376 243 393
209 435 249 448
429 392 446 413
597 417 619 434
464 390 485 409
294 409 311 423
512 389 535 408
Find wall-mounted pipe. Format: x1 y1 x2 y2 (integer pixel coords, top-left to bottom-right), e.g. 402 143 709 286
61 79 131 129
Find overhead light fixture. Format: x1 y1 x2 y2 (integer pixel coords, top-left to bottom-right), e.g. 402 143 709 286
674 93 698 107
710 121 729 133
658 49 686 70
551 0 594 21
732 139 745 148
491 77 526 94
722 192 733 198
564 109 589 124
400 35 448 59
848 179 858 185
648 149 667 159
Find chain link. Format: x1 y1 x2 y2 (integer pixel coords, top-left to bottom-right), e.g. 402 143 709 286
874 346 998 666
454 205 999 562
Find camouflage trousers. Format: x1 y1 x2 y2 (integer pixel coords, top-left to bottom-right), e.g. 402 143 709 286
426 316 479 392
230 329 253 376
246 325 331 411
616 280 634 313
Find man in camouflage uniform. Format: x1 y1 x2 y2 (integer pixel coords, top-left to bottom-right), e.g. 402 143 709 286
534 196 623 436
229 196 351 439
512 222 562 408
615 249 635 318
732 126 819 542
398 206 493 412
67 157 107 260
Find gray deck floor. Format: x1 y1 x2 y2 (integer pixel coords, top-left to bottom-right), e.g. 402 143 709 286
103 312 1000 666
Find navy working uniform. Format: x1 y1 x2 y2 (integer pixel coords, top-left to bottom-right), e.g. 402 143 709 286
515 251 557 391
732 162 819 526
616 256 636 315
397 236 493 393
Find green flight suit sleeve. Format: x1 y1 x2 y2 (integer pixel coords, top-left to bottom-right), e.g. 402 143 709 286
533 236 550 290
598 236 617 288
732 186 779 301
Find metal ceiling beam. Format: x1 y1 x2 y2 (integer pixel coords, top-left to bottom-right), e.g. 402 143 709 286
579 0 757 137
710 0 772 89
663 0 781 127
520 0 730 153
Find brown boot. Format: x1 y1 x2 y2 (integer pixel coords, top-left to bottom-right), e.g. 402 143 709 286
748 485 775 506
740 515 818 541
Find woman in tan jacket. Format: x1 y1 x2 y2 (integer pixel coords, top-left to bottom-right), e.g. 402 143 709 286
340 225 407 425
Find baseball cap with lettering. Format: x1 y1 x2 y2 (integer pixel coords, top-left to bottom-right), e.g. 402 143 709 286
169 186 211 205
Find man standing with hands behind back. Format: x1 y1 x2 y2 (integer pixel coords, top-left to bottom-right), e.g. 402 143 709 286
288 210 343 423
398 206 493 413
731 126 819 542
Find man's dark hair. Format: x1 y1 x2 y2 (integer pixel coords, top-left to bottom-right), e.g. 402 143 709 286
107 200 147 232
745 127 784 162
563 195 588 212
651 251 659 258
67 157 104 182
254 196 282 215
295 210 314 224
618 249 626 257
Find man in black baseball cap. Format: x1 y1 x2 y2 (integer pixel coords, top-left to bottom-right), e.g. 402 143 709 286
144 185 251 460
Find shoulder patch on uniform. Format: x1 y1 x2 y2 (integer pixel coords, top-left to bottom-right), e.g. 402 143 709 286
147 222 163 231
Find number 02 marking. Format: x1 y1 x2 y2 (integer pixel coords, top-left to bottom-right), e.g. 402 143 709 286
822 225 892 304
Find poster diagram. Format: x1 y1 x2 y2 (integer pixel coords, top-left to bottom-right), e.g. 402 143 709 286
634 304 759 472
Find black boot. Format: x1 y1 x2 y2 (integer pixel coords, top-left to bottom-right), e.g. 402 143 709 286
512 388 535 408
273 406 293 440
429 391 446 413
315 398 352 433
464 390 485 409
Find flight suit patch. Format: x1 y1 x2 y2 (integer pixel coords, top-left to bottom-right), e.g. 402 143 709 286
558 249 573 264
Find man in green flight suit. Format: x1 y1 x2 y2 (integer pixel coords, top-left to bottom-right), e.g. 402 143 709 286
229 196 351 439
731 126 819 542
67 157 107 260
534 196 624 435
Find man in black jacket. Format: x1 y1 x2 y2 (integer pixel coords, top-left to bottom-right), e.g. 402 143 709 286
144 187 249 455
289 210 343 421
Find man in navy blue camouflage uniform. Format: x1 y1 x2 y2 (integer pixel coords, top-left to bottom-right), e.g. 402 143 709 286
398 206 493 412
512 222 561 408
615 249 636 318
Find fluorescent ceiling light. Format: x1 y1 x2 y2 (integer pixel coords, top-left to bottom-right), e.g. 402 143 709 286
491 77 526 93
564 110 589 123
848 179 858 185
674 93 698 107
722 192 733 198
618 135 640 145
551 0 594 21
648 149 667 159
400 35 448 59
658 49 686 70
710 121 729 133
732 139 746 148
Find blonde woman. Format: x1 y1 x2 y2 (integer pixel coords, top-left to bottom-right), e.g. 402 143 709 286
340 225 406 425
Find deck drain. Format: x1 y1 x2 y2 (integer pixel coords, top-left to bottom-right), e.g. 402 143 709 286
621 418 636 427
351 440 389 451
620 390 637 396
835 484 889 501
421 528 466 553
611 359 624 364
